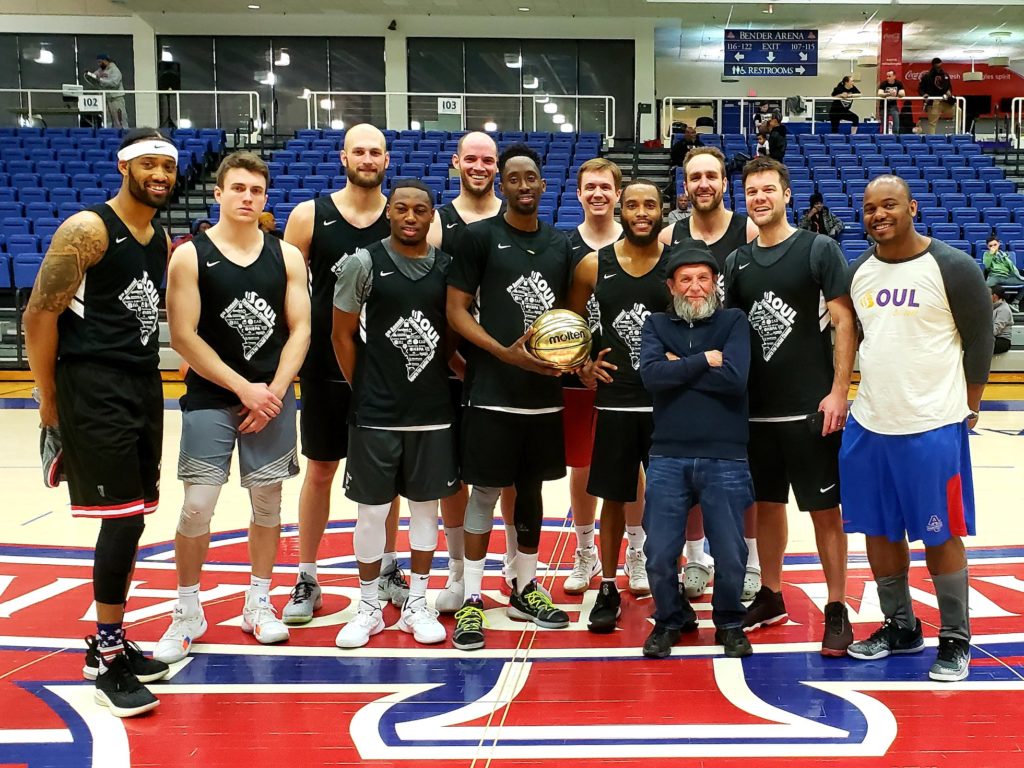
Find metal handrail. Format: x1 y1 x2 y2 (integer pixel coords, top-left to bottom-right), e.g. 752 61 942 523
305 91 615 141
1011 97 1023 149
661 94 967 141
0 88 261 131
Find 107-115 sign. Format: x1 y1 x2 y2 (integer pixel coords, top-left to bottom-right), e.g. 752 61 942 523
724 29 818 77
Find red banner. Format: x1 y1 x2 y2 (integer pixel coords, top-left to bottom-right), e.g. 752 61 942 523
878 21 903 76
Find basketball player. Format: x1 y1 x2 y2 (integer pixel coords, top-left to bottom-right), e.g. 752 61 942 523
155 152 309 661
844 176 992 681
426 131 502 613
724 157 856 656
446 143 572 650
333 180 455 648
561 158 634 597
282 124 407 624
658 146 761 602
568 179 667 632
24 128 176 717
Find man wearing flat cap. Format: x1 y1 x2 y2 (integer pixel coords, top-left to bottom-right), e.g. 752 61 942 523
638 243 754 660
85 54 129 129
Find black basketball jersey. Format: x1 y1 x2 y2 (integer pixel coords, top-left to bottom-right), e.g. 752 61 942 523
352 241 453 428
303 195 389 380
725 229 848 419
182 232 289 411
447 216 571 410
57 203 166 371
672 211 750 271
438 200 505 255
564 227 620 390
593 244 670 408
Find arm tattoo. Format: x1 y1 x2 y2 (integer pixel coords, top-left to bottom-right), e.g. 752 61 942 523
26 218 106 313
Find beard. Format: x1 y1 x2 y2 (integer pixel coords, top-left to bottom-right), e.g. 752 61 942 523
127 170 171 209
689 189 723 212
673 289 719 323
623 218 662 247
345 165 385 189
460 173 494 198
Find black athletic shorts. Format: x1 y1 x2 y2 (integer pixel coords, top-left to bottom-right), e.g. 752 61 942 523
587 409 653 502
460 407 566 488
298 377 351 462
448 377 464 435
344 425 459 505
747 416 841 511
55 361 162 519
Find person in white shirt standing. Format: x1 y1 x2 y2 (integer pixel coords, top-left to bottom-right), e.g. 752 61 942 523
843 175 992 682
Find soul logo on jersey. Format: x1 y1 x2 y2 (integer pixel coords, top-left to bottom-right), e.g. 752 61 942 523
331 252 355 278
386 310 440 382
221 291 276 360
611 302 651 370
507 271 556 330
118 270 160 346
748 290 797 361
858 288 921 310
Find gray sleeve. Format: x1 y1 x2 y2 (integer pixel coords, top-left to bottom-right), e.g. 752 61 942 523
332 248 373 314
933 242 994 385
809 235 850 301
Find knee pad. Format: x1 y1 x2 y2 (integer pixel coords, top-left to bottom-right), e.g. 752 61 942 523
353 502 390 564
249 483 282 529
93 515 146 604
407 499 439 552
464 486 501 536
513 479 544 550
176 483 222 538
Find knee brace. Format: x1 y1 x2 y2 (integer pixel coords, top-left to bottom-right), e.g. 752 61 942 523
407 499 439 552
353 502 390 564
464 486 501 536
176 483 222 538
249 483 282 528
513 478 544 550
93 515 146 604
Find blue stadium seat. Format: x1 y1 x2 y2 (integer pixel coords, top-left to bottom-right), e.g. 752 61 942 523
6 235 39 256
930 224 961 241
952 207 980 225
919 208 948 227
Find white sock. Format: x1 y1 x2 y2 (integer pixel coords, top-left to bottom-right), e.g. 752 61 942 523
381 552 397 574
575 523 596 551
444 525 465 561
178 583 201 615
408 572 429 603
625 525 645 552
359 578 380 611
602 576 616 584
464 556 486 600
298 562 317 583
745 538 760 571
249 575 271 601
504 525 518 562
685 538 706 565
514 551 539 593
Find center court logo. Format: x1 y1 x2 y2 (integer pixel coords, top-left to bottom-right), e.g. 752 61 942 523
858 288 921 310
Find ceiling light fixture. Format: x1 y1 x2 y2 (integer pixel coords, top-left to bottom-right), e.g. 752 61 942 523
552 114 566 124
560 123 574 133
523 75 539 89
543 102 558 114
484 120 498 132
504 53 522 69
34 47 54 65
247 4 260 9
161 47 173 62
330 119 344 130
275 49 290 66
518 6 530 11
989 30 1012 39
762 4 773 14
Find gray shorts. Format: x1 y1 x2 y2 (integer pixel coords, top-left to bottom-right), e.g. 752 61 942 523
178 387 299 488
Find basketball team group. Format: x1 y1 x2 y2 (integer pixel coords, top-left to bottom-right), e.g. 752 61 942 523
23 122 992 717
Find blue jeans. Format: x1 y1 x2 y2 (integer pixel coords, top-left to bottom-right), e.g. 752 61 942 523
643 456 753 630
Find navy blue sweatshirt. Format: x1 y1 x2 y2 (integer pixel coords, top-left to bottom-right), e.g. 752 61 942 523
640 307 751 459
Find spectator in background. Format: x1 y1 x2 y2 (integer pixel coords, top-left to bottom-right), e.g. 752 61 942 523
877 70 906 134
766 111 788 163
171 218 211 252
983 236 1024 291
85 54 129 129
799 193 845 240
918 58 957 135
667 190 691 224
259 211 284 239
755 127 769 157
829 76 861 134
992 286 1014 355
670 125 704 169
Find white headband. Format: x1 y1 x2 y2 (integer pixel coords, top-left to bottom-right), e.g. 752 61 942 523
117 139 179 162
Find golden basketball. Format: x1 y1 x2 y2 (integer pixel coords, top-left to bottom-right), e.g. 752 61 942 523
526 309 593 370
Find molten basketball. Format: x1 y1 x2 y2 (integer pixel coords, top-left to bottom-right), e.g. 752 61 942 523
526 309 592 371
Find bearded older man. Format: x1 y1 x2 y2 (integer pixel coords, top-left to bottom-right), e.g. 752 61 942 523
638 244 754 660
